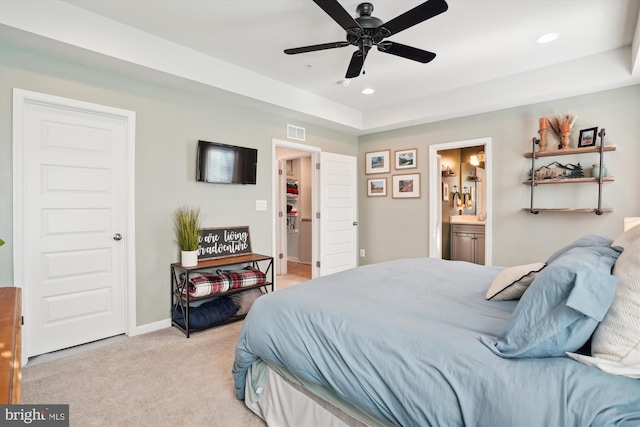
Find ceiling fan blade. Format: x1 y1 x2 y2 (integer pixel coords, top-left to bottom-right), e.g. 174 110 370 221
382 0 448 36
285 41 350 55
378 42 436 63
313 0 362 31
345 50 366 78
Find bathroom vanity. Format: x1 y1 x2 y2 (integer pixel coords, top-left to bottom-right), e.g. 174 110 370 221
450 216 485 265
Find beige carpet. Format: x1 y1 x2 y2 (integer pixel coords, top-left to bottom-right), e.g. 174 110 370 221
21 322 267 427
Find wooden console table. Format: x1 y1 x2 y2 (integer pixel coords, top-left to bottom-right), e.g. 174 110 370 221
0 287 22 404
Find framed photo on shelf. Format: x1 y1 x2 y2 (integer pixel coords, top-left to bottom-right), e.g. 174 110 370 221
578 127 598 148
442 182 449 201
394 148 417 170
392 173 420 198
365 150 390 174
367 178 387 197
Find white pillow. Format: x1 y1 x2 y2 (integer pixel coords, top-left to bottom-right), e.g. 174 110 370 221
566 350 640 379
587 224 640 378
485 262 546 301
228 288 262 316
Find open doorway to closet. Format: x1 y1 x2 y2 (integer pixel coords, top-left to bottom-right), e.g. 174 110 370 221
280 154 313 279
274 139 358 286
275 141 318 287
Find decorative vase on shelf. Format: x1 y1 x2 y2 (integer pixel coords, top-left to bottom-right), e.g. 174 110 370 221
560 131 571 149
181 250 198 267
591 164 607 178
538 129 547 152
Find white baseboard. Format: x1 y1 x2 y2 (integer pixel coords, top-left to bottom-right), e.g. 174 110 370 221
130 318 171 336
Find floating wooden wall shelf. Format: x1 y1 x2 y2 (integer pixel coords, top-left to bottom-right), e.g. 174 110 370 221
523 129 615 215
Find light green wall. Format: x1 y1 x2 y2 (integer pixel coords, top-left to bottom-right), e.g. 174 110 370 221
1 42 638 328
358 85 640 266
0 44 357 326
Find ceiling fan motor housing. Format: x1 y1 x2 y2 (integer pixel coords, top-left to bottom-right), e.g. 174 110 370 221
285 0 448 78
349 3 388 47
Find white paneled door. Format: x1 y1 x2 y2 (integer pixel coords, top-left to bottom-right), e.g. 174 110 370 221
13 89 135 359
319 152 357 276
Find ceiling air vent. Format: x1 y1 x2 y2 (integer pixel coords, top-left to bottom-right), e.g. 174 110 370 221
287 124 306 141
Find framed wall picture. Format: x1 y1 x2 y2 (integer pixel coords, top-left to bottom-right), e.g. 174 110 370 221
578 127 598 148
392 173 420 198
394 148 417 170
365 150 390 174
367 178 387 197
442 182 450 201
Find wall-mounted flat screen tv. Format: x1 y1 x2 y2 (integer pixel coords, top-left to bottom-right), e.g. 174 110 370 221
196 140 257 185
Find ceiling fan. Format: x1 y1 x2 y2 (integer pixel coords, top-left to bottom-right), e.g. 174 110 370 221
284 0 449 79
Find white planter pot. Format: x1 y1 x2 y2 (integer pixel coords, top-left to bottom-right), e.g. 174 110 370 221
181 250 198 267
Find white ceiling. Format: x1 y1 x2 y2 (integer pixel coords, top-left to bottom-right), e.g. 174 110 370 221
1 0 639 135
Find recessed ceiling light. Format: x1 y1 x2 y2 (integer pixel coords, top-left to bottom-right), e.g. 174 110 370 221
536 32 558 44
362 88 375 95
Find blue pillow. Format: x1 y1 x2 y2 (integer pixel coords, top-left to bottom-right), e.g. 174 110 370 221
172 296 238 330
546 233 614 265
481 244 621 358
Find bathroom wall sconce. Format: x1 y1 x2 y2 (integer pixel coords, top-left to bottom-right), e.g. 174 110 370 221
470 155 479 166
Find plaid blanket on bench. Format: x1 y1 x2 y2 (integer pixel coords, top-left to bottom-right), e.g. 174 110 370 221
182 266 266 297
223 266 267 290
183 272 231 297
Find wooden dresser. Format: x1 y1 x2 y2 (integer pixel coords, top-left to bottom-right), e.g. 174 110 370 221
0 287 21 404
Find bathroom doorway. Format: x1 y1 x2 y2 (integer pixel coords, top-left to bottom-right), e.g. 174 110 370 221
428 138 493 265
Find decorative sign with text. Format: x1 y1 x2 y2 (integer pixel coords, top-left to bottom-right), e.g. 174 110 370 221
197 226 252 260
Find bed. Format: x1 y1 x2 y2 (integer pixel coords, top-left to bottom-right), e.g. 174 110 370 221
232 228 640 426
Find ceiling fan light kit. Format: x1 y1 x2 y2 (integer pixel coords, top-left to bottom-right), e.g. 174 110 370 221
284 0 449 78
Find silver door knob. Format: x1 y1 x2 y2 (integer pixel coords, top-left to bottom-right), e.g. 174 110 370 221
113 233 122 241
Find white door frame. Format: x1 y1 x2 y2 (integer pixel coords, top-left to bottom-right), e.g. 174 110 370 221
428 137 492 265
13 88 136 364
272 139 320 280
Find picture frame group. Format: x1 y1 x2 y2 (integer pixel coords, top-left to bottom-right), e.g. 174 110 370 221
365 148 420 198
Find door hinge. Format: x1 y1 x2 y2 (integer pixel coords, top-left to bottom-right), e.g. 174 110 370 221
316 163 320 170
316 261 321 268
316 212 320 219
279 211 283 218
279 253 284 259
21 316 24 325
278 169 283 175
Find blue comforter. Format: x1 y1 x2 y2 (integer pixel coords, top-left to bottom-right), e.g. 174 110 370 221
233 258 640 426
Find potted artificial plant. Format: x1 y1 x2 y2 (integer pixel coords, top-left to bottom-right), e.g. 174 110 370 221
173 207 201 267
